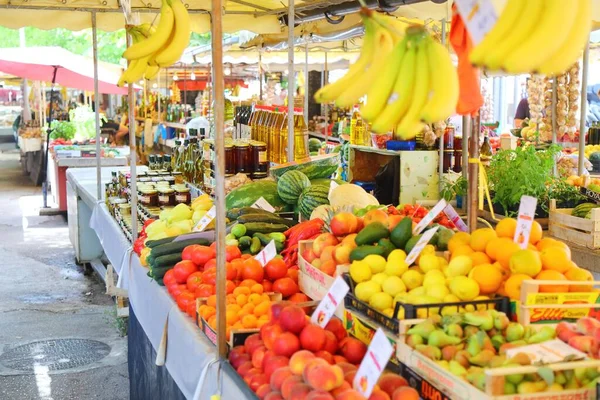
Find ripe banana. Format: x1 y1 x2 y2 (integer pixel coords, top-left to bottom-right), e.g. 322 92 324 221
123 0 174 61
360 37 407 122
469 0 524 66
314 18 377 104
154 0 191 67
537 0 592 76
119 29 144 86
503 0 578 74
420 38 458 124
145 65 160 80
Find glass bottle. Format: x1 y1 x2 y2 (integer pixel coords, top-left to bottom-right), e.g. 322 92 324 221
293 108 310 161
271 108 284 164
279 112 289 164
262 107 275 160
350 105 361 145
248 106 259 141
480 132 493 167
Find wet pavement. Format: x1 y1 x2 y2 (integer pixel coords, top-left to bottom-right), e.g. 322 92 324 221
0 136 129 399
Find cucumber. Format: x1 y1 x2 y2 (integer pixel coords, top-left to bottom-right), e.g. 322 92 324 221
250 237 262 254
237 213 295 227
238 236 252 249
226 207 275 220
151 253 182 268
269 232 286 243
244 223 289 236
146 236 177 248
349 245 386 262
150 237 211 258
150 265 174 279
253 232 273 246
275 241 284 253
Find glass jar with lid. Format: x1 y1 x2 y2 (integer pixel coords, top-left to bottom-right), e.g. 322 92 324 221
174 186 191 205
139 188 159 207
225 143 235 176
233 141 251 174
158 187 176 207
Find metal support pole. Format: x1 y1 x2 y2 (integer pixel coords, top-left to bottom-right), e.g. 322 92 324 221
258 52 263 101
127 32 138 242
211 0 227 360
287 0 295 163
468 115 480 231
157 72 161 122
579 41 590 176
552 78 557 176
323 52 328 137
304 42 309 123
92 12 102 201
438 18 446 196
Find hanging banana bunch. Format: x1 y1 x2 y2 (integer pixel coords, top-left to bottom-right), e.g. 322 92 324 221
470 0 591 76
118 0 191 86
314 10 458 140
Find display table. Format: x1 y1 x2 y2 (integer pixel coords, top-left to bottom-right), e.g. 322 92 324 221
66 166 254 400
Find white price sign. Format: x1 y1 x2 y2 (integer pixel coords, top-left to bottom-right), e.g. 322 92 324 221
310 276 349 328
443 204 468 232
405 226 440 266
513 195 538 249
413 200 447 235
251 197 276 213
353 329 394 398
193 205 216 232
254 240 277 267
454 0 498 45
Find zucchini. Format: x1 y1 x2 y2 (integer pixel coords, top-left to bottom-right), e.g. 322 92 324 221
226 207 274 220
244 222 289 236
237 213 295 227
151 253 182 268
146 236 177 248
150 237 211 258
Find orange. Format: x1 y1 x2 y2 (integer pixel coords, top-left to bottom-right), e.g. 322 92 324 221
540 247 571 273
235 294 248 306
470 228 497 252
233 286 251 296
451 244 474 259
536 238 571 258
448 232 471 253
529 221 543 245
240 279 258 288
509 249 542 277
469 251 492 267
253 301 270 317
208 315 217 330
257 319 269 328
496 282 508 297
504 274 531 300
207 295 217 307
535 270 568 293
241 314 258 329
242 303 255 314
251 283 264 294
247 293 262 306
226 327 232 339
492 261 511 281
225 309 239 325
496 241 521 270
227 304 242 314
485 237 513 261
260 293 271 303
495 218 517 239
232 321 244 330
565 266 594 292
469 263 503 295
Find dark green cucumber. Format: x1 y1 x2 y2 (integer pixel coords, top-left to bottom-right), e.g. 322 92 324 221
238 236 252 249
150 265 174 279
151 253 182 268
253 232 273 246
244 223 289 236
275 241 284 253
150 237 211 258
237 213 295 227
146 236 177 248
226 207 274 220
250 237 262 254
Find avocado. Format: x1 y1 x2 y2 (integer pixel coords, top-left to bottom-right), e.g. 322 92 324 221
390 217 413 249
405 235 421 254
377 238 396 258
436 227 454 251
355 222 390 246
349 245 386 262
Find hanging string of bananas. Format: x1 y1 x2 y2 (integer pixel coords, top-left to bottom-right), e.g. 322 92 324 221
118 0 191 86
314 9 458 140
470 0 592 76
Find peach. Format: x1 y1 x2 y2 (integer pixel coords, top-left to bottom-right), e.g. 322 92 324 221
261 350 276 369
339 337 367 365
289 383 312 400
270 366 294 392
320 246 337 263
280 375 303 399
289 350 316 375
302 248 317 263
313 233 339 257
300 324 327 352
261 323 284 350
244 368 261 385
304 363 344 392
392 386 419 400
250 374 269 392
312 259 323 269
264 393 284 400
334 389 366 400
264 356 290 380
341 234 358 249
273 332 301 358
331 381 352 397
556 321 581 343
230 352 250 370
378 373 408 398
320 260 336 277
363 209 388 227
344 370 356 385
577 317 600 336
237 361 254 377
387 215 403 230
256 383 271 400
337 362 357 375
252 346 267 369
370 389 392 400
315 350 334 364
333 245 352 265
323 331 339 354
333 355 348 364
568 335 599 355
325 319 347 342
269 304 285 321
330 212 359 236
245 334 264 354
280 305 308 334
306 390 336 400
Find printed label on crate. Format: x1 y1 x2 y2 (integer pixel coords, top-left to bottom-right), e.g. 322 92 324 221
580 187 600 204
505 339 587 364
413 200 447 235
410 354 470 400
300 258 334 288
524 292 600 323
454 0 497 45
311 276 349 328
193 205 216 232
251 197 276 212
400 364 453 400
56 150 82 158
298 271 330 301
201 318 217 345
328 180 339 201
442 204 468 232
254 240 277 267
405 226 440 265
513 195 538 249
353 328 393 398
344 310 399 365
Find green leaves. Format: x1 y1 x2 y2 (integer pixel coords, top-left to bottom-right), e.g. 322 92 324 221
50 120 75 140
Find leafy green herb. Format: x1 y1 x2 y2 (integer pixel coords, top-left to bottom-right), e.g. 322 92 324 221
50 120 76 140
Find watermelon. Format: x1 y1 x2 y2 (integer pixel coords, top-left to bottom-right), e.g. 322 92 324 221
225 181 287 211
310 178 347 188
277 170 311 204
309 138 322 152
298 185 330 220
270 154 339 180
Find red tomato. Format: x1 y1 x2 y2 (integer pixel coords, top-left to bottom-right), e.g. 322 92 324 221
264 258 287 281
182 244 201 262
226 280 236 294
210 242 217 250
204 258 217 271
186 271 203 292
163 269 177 287
192 245 216 267
202 267 217 286
173 260 198 284
272 277 299 298
185 300 197 320
225 245 242 262
262 280 273 293
241 258 264 282
195 284 215 298
176 291 195 311
226 262 238 280
170 284 188 299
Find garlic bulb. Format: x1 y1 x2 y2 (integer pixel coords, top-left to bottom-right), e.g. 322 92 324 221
527 75 545 129
540 77 553 141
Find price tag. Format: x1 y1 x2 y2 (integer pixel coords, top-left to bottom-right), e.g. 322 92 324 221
413 200 447 235
254 240 277 267
251 197 276 213
454 0 498 45
513 195 538 249
328 180 339 201
405 226 440 266
442 204 468 232
310 276 349 328
353 328 394 398
193 205 216 232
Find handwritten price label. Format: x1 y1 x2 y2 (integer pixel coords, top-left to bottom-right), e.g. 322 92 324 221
353 329 393 398
193 205 216 232
254 240 277 267
405 226 439 266
413 200 447 235
513 195 537 249
252 197 276 212
442 204 468 232
310 276 349 328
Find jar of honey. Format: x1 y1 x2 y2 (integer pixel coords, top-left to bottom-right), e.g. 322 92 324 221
225 143 235 176
233 141 251 174
250 141 267 173
139 188 159 207
158 188 175 207
174 187 191 205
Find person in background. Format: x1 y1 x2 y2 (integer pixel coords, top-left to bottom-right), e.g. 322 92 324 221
102 112 129 146
514 97 530 128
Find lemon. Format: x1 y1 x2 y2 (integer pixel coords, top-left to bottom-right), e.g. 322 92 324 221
385 259 409 277
355 281 382 302
382 276 407 297
401 269 424 290
369 292 393 311
443 294 461 303
445 255 473 277
437 256 449 268
419 254 441 273
449 276 480 301
350 260 372 283
387 249 407 264
364 254 387 273
509 249 542 277
422 244 436 255
423 270 446 287
425 283 449 300
371 272 389 286
394 293 409 304
408 286 426 296
382 308 394 317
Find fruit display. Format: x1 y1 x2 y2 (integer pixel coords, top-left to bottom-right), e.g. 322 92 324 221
570 203 600 219
226 181 289 212
470 0 592 76
556 318 600 358
314 10 458 139
119 0 190 84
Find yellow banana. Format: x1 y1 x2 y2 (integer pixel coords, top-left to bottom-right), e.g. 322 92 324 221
482 0 544 71
370 12 407 42
537 0 592 76
154 0 191 67
502 0 578 74
137 23 156 37
119 30 144 86
123 0 174 61
335 26 395 108
469 0 524 66
314 18 377 104
360 37 407 122
420 38 458 124
395 39 430 140
145 65 160 80
370 43 416 134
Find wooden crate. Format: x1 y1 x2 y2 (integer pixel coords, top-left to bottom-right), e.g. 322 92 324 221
549 199 600 249
297 240 348 302
397 318 600 399
477 208 549 230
